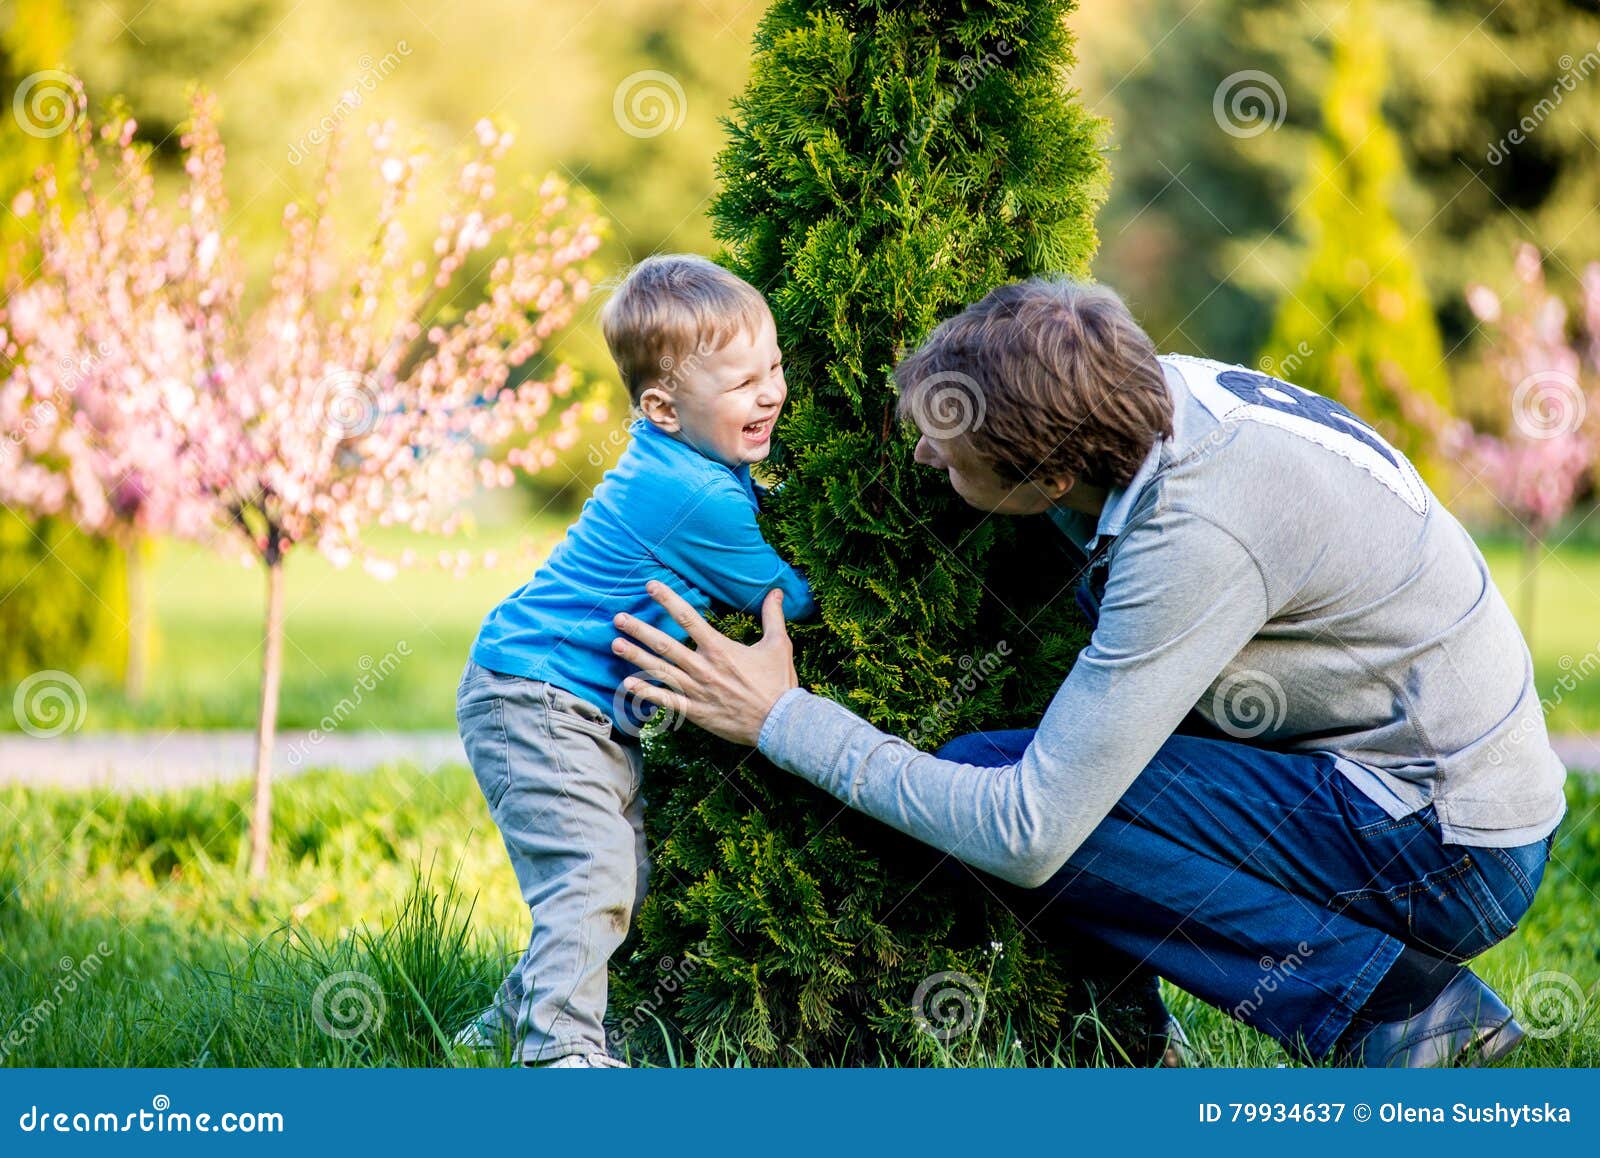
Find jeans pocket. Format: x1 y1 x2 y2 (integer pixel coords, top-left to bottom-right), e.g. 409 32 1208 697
1330 856 1494 960
458 697 511 812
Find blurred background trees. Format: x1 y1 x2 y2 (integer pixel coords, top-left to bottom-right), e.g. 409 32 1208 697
5 0 1600 699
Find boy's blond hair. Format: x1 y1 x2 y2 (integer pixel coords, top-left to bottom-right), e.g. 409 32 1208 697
895 279 1173 488
600 255 770 403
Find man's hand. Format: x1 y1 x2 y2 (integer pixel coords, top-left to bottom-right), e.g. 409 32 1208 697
611 581 798 747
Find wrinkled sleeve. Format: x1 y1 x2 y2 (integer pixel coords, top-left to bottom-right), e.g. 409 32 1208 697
653 478 818 621
757 508 1270 887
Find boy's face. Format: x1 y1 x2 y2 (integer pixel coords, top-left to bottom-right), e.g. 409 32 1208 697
913 427 1069 515
645 311 787 469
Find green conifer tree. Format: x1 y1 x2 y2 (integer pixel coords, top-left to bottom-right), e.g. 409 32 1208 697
616 0 1164 1065
1263 0 1451 469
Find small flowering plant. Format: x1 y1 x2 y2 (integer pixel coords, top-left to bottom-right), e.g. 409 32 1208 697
1448 243 1599 638
1 82 604 875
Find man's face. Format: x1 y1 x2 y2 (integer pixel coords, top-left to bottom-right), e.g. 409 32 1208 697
912 429 1063 515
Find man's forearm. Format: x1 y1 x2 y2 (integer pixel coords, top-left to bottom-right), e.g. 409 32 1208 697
756 688 1089 887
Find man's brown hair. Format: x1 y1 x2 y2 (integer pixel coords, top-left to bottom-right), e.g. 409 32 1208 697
600 254 770 403
895 279 1173 488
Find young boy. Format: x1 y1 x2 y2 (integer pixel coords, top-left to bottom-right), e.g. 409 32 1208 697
455 254 816 1067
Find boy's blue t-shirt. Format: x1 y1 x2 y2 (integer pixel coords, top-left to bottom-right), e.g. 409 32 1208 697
471 418 816 729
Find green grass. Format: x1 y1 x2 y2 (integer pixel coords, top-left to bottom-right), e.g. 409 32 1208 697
1483 541 1600 733
1 519 564 733
1 766 1596 1067
7 524 1600 736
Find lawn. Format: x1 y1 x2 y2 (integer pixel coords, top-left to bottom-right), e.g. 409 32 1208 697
0 766 1595 1067
1482 541 1600 734
2 517 567 734
7 525 1600 736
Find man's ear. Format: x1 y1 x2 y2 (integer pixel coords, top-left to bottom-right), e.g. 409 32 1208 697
637 384 680 431
1038 475 1076 502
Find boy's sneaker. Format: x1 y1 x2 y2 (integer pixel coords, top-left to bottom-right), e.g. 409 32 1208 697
533 1052 629 1069
452 1020 502 1051
449 1015 513 1066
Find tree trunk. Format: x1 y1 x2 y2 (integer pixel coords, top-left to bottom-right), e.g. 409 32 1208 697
1521 531 1540 648
248 556 286 880
121 531 148 702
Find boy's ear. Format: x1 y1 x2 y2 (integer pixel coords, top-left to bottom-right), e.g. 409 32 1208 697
637 383 680 431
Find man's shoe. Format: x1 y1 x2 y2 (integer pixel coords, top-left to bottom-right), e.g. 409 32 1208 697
1335 969 1524 1068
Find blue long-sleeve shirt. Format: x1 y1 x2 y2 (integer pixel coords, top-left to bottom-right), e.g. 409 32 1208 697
473 418 816 729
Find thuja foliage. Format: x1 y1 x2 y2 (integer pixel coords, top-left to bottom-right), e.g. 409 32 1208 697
615 0 1164 1065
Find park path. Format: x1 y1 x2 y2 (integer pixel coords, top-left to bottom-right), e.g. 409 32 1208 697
0 730 1597 793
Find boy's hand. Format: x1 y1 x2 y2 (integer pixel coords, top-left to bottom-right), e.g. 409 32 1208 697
611 582 797 748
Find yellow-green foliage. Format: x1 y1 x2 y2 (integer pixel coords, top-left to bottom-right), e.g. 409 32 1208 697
1264 0 1451 473
0 509 128 685
2 2 134 688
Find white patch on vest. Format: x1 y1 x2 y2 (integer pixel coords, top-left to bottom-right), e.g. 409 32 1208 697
1163 355 1430 517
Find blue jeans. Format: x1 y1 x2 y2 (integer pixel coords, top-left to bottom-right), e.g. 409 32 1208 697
933 729 1554 1059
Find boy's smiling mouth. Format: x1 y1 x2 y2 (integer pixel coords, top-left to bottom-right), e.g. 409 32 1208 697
742 416 775 443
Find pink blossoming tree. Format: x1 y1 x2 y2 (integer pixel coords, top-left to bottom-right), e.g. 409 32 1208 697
3 86 603 876
0 83 215 699
1451 243 1599 641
